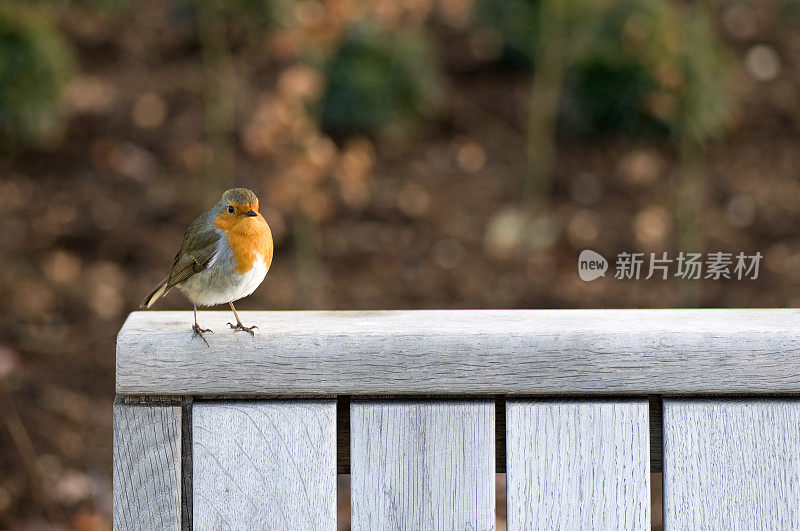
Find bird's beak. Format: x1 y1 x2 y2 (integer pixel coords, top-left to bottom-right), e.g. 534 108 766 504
245 210 258 217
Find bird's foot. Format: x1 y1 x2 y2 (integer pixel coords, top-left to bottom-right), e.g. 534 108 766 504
228 321 257 336
192 324 213 346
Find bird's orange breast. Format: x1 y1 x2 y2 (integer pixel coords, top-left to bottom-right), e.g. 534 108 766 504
214 213 273 274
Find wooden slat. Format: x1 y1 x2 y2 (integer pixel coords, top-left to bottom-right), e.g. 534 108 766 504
663 400 800 528
350 400 495 529
117 309 800 395
192 400 336 529
113 400 182 530
506 400 650 530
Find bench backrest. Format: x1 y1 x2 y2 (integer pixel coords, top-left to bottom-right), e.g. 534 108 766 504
113 309 800 529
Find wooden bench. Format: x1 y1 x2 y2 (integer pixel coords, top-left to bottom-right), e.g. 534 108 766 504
113 309 800 529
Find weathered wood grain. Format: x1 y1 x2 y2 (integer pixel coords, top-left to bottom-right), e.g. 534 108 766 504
350 400 495 530
192 400 336 529
663 399 800 529
506 400 650 530
117 309 800 395
113 400 182 530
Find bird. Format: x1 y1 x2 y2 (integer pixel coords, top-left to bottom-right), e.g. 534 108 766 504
140 188 273 345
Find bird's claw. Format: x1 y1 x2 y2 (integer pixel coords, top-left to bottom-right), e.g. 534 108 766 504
192 324 213 346
228 322 257 336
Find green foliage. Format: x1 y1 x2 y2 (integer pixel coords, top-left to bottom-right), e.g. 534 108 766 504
0 4 73 147
780 0 800 20
474 0 732 143
318 24 443 138
196 0 278 32
675 5 733 145
561 61 668 138
473 0 538 68
177 0 293 39
65 0 129 12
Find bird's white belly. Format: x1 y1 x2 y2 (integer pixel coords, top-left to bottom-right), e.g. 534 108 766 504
178 249 269 307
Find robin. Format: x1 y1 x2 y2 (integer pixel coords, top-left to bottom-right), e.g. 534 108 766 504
140 188 273 345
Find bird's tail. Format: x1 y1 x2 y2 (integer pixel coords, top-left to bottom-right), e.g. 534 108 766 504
140 277 170 309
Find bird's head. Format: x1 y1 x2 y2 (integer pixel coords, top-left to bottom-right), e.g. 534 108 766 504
214 188 263 233
217 188 260 217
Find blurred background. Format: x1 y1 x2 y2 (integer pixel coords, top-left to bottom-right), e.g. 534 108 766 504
0 0 798 527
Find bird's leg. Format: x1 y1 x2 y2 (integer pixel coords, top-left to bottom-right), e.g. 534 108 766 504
191 303 213 346
227 301 257 335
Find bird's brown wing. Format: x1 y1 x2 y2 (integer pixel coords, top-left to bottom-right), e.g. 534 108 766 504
165 210 221 290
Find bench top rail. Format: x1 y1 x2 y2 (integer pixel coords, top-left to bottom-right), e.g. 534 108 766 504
116 309 800 396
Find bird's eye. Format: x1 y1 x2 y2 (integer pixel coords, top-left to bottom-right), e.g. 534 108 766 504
228 205 235 213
